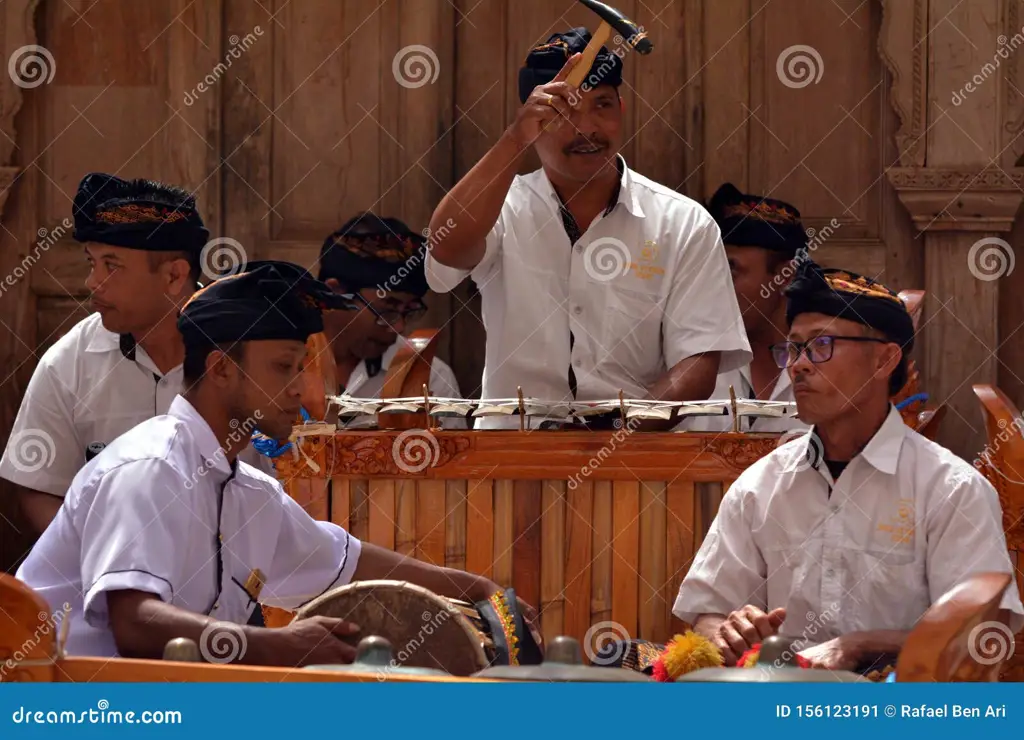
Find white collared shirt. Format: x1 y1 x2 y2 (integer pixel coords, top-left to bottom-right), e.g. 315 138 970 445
426 157 751 429
674 405 1024 644
0 313 183 497
16 395 362 658
343 337 461 400
684 365 805 433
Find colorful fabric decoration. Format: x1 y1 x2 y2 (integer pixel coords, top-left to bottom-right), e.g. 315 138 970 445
707 183 807 256
651 632 724 682
737 644 811 669
319 213 429 297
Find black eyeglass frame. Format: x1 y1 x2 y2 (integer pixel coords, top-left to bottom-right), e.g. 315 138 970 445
347 293 428 328
769 335 893 369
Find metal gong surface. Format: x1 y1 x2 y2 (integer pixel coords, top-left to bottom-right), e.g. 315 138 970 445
473 636 651 682
292 580 489 676
676 666 868 683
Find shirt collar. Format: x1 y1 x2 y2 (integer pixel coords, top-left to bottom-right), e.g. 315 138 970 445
168 395 235 478
537 155 645 219
805 404 906 477
84 324 127 354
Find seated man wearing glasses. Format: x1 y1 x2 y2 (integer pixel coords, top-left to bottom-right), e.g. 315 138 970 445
673 259 1023 671
318 213 461 405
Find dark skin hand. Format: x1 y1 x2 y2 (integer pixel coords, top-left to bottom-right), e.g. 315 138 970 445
694 605 787 665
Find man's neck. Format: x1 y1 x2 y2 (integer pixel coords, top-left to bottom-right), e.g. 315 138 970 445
135 317 185 375
816 398 891 463
548 162 620 230
332 344 362 391
182 390 249 464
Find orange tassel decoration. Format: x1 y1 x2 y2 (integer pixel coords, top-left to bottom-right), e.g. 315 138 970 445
652 632 723 682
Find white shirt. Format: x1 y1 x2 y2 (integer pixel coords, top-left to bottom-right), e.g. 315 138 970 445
343 337 461 400
0 313 183 497
426 157 751 429
17 395 362 658
684 365 805 433
674 405 1024 644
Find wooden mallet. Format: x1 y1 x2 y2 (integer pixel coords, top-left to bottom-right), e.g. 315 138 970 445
566 0 653 90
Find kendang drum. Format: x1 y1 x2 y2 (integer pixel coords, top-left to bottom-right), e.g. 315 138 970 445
291 580 542 676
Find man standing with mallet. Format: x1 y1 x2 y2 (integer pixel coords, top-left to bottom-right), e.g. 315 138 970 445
426 2 750 429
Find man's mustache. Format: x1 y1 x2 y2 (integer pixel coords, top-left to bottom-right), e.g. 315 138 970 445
563 137 610 153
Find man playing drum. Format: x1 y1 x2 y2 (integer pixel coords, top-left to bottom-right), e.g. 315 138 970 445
686 184 806 433
16 261 535 666
425 29 750 429
674 260 1024 669
0 173 204 535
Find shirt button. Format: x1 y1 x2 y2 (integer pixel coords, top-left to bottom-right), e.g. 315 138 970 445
573 359 581 367
573 306 582 315
574 244 582 254
826 568 835 577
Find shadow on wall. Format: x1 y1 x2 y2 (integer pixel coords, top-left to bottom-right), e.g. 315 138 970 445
0 481 33 574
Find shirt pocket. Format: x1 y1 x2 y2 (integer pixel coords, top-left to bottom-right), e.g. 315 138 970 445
845 546 927 631
599 285 663 382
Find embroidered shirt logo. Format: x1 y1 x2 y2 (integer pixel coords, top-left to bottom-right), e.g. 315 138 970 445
876 497 915 544
631 240 665 280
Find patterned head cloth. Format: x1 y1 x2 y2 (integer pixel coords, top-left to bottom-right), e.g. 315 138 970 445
72 172 209 253
177 260 359 348
784 260 913 392
708 183 807 257
518 27 623 103
318 212 429 297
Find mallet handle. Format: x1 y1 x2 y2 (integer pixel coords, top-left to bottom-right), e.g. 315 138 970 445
566 21 613 89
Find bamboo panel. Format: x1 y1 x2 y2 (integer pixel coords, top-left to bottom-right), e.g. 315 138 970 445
540 479 566 644
512 479 542 611
416 480 447 566
330 477 350 531
465 479 494 579
612 481 640 642
493 480 514 587
639 481 667 641
395 479 417 557
591 481 613 632
348 479 370 543
367 480 396 550
564 480 594 645
446 480 468 571
666 479 696 634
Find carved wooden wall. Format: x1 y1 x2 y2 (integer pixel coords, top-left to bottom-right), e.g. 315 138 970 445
1 0 1022 571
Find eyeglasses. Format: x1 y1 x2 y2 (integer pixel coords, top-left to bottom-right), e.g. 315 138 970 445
351 295 428 327
770 335 893 369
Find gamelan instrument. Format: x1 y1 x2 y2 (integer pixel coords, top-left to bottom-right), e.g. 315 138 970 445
291 580 542 677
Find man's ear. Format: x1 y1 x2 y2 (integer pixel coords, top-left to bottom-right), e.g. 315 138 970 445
205 348 242 387
324 277 342 291
875 343 902 385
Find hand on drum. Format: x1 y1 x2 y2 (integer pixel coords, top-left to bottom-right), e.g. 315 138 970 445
712 605 786 666
277 616 361 667
508 53 582 148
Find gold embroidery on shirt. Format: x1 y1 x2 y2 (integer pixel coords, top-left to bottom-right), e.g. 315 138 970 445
631 240 665 280
875 497 915 544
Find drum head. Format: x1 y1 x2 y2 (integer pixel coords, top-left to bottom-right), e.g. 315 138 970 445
292 580 490 676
